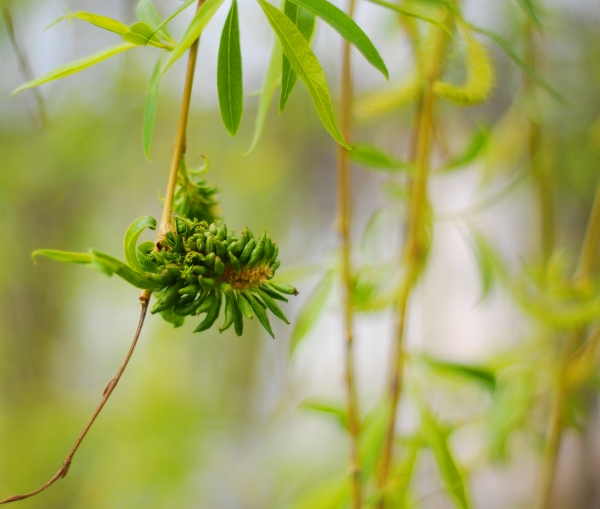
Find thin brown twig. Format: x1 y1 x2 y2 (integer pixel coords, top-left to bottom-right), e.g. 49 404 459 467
336 0 361 506
0 298 149 505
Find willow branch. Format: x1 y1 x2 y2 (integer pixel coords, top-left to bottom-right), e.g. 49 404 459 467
336 0 361 506
0 298 149 505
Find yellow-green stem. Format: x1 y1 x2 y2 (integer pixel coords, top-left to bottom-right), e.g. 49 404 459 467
336 0 361 506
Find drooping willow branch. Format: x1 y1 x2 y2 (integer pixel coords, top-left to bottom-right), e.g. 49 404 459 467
0 298 148 505
0 1 204 503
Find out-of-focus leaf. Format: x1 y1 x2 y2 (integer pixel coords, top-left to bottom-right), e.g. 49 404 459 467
359 401 390 477
289 476 348 509
136 0 175 43
217 0 243 136
160 308 186 328
516 0 542 29
123 21 173 49
244 38 283 154
468 25 568 106
349 143 408 171
32 249 92 265
143 53 165 161
299 399 348 430
420 406 471 509
32 249 159 290
280 1 316 112
465 227 505 300
290 269 335 355
149 0 196 41
124 216 157 274
286 0 388 79
365 0 455 39
420 355 496 391
46 10 128 35
257 0 350 148
13 43 136 96
163 0 226 74
442 125 489 171
355 75 421 120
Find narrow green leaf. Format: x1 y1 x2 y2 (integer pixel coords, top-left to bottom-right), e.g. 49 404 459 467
91 250 159 290
136 0 175 43
124 216 157 274
148 0 196 42
365 0 455 40
280 1 316 112
163 0 226 75
32 249 92 265
516 0 542 29
144 53 165 161
286 0 388 79
47 11 128 35
123 21 173 49
442 125 489 171
299 399 348 430
244 38 283 154
420 406 471 509
289 270 335 355
217 0 243 136
13 43 136 96
349 143 408 171
257 0 350 148
420 355 496 391
464 226 506 300
359 401 390 477
468 25 568 106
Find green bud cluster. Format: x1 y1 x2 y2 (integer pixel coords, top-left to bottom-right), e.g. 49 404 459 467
140 215 297 337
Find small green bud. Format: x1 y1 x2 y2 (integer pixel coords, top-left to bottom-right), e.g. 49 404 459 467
199 277 215 288
203 252 216 267
193 265 209 276
214 256 225 277
215 239 226 258
239 239 256 264
229 252 241 272
247 241 264 268
268 282 298 295
179 283 200 295
205 234 215 254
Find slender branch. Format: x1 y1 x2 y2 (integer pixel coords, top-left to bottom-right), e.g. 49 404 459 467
336 0 361 506
0 2 205 502
575 179 600 285
0 298 149 505
2 2 47 126
376 18 450 507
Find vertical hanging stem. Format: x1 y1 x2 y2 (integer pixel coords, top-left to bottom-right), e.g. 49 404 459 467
336 0 361 506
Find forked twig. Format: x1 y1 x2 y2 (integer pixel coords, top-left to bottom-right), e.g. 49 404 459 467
0 296 150 505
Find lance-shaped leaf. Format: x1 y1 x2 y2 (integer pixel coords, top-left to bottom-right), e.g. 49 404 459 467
244 38 282 154
349 143 408 171
148 0 196 42
136 0 175 43
468 24 568 105
280 1 315 112
46 10 128 35
143 53 165 160
13 43 136 96
257 0 350 148
420 406 471 509
286 0 388 79
123 21 173 49
32 249 159 290
289 269 335 354
217 0 243 136
420 354 496 391
299 399 348 430
441 125 489 171
124 216 157 274
163 0 226 74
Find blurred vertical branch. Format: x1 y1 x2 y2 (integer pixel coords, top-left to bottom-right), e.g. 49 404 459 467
336 0 361 506
1 0 47 126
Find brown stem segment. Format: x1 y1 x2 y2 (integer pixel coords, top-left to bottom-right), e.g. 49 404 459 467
336 0 361 506
0 297 149 505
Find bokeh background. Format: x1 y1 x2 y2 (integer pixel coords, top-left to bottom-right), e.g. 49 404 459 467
1 0 600 507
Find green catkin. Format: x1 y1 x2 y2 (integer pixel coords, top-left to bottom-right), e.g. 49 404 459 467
142 215 296 335
433 29 495 106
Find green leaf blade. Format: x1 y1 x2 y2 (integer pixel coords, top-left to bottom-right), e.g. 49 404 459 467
217 0 243 136
257 0 349 148
32 249 93 265
136 0 175 43
144 53 165 160
124 216 157 274
48 11 129 35
286 0 388 79
163 0 226 75
13 43 136 96
349 143 408 171
91 250 159 290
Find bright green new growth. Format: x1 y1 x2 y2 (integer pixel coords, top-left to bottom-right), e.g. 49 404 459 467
144 215 297 336
174 158 219 224
433 30 495 106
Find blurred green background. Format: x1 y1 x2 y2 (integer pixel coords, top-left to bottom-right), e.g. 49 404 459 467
1 0 600 508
